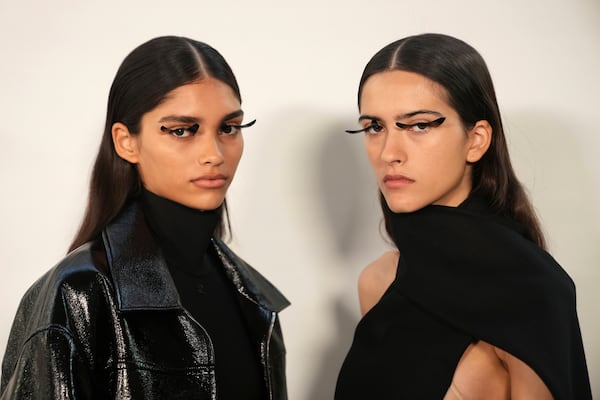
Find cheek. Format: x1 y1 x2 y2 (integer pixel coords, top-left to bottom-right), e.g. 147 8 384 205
237 137 244 159
364 139 382 169
225 138 244 165
137 145 168 169
135 142 181 181
426 140 469 176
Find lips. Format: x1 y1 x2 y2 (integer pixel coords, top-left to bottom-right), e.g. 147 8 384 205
191 174 228 189
383 174 415 189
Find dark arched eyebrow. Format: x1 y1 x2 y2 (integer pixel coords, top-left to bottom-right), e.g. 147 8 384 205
358 115 381 124
158 115 200 124
358 109 443 123
395 110 443 120
220 110 245 123
158 109 245 125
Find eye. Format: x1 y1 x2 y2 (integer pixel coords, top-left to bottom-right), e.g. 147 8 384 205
395 117 446 133
365 122 384 135
219 119 256 136
220 124 239 136
345 119 384 135
160 123 199 138
411 122 432 133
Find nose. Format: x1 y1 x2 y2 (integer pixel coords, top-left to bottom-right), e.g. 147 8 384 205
197 132 224 166
380 130 406 165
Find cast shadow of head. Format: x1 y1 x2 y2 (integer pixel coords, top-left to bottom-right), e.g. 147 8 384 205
306 116 388 400
229 107 386 399
506 111 600 394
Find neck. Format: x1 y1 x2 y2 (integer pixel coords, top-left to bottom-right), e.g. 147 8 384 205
141 188 221 270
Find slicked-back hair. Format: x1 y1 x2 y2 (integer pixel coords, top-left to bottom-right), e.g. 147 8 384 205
358 33 546 249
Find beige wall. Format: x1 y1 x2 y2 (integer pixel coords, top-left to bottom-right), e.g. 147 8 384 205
0 0 598 398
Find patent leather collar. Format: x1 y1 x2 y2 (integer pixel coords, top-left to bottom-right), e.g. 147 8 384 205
102 202 290 313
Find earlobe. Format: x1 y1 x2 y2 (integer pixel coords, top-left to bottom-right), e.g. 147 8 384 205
112 122 139 164
466 120 492 163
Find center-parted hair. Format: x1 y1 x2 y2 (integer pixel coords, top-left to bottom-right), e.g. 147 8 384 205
70 36 240 252
358 33 545 248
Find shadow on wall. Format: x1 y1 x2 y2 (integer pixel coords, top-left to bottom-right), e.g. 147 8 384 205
306 118 387 400
228 107 387 399
315 119 380 255
505 111 600 396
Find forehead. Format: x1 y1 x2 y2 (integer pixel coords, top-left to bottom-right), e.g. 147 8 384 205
359 70 450 113
152 79 241 115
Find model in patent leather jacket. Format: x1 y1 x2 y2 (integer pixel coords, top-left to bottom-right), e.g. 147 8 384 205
0 202 290 399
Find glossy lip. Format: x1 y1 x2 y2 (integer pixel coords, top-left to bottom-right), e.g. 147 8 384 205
191 173 228 189
383 174 415 189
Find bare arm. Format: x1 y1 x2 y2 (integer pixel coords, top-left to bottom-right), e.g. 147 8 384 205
357 250 399 316
495 348 553 399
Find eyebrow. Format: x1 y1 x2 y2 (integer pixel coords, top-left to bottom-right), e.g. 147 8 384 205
358 109 443 122
221 109 244 123
158 115 200 124
158 109 244 125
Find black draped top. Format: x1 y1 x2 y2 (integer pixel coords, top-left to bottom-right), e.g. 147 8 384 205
335 197 591 399
141 189 266 399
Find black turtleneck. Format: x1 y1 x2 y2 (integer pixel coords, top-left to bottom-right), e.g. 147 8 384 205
141 189 266 399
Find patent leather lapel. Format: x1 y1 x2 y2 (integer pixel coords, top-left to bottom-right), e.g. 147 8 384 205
213 239 290 313
102 202 182 311
102 202 290 314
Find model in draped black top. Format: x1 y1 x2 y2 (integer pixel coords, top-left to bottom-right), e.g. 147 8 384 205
336 33 591 399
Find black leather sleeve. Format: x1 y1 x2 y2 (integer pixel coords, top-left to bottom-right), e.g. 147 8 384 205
1 324 94 400
1 246 108 400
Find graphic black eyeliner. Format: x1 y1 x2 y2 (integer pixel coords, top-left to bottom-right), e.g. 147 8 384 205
160 123 200 135
395 117 445 130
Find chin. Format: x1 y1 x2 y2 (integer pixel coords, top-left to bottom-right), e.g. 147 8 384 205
383 194 427 214
193 201 225 212
387 204 422 214
179 196 225 211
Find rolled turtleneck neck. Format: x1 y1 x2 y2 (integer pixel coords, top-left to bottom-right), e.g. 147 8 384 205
140 188 221 272
384 195 530 252
139 189 267 399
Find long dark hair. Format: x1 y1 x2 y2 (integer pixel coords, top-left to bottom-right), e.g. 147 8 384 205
69 36 240 252
358 33 546 249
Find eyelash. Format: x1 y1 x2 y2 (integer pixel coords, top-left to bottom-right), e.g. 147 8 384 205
160 119 257 138
160 124 200 138
345 121 384 135
221 119 256 135
345 117 446 135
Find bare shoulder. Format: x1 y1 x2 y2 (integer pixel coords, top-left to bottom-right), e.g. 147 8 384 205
358 250 399 316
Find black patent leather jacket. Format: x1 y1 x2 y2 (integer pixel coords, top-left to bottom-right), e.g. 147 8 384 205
0 203 290 399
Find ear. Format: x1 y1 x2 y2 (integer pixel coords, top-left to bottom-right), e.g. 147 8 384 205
466 120 492 163
112 122 139 164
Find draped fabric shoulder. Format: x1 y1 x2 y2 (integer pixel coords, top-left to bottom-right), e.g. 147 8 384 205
386 197 591 399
